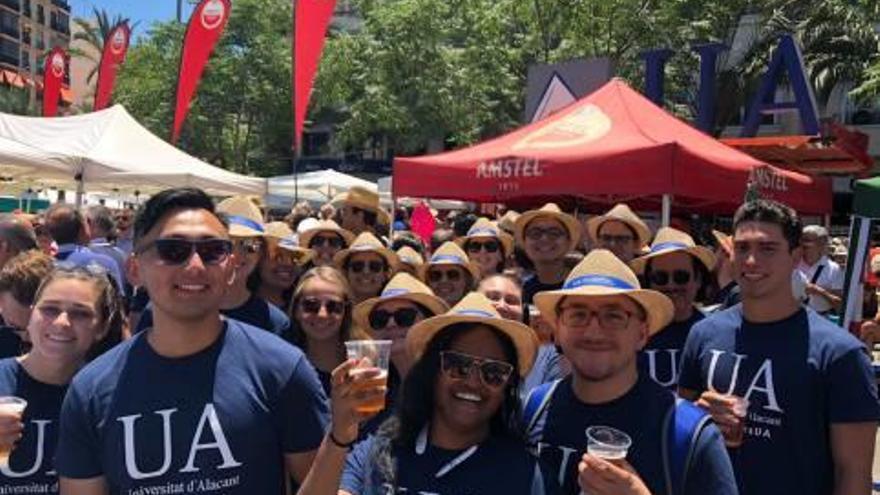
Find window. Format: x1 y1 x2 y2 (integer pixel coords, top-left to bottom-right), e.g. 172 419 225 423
36 4 43 25
21 24 29 44
0 10 19 38
20 50 28 69
0 37 18 65
22 0 30 17
35 32 43 49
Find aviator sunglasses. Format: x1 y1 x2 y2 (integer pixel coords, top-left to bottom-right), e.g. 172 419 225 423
310 235 345 249
139 238 232 265
466 240 500 254
349 260 386 273
440 350 514 389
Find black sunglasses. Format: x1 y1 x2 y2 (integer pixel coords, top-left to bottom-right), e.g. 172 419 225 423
349 260 386 273
428 268 462 283
310 235 344 249
369 307 421 329
440 350 514 389
300 297 346 315
649 269 692 286
466 241 500 254
140 238 232 265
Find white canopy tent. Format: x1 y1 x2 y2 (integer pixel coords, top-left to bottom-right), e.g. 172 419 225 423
377 176 470 210
266 169 377 208
0 105 267 200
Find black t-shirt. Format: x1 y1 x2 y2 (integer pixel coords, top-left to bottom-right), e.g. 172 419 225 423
0 327 23 359
522 275 563 307
639 311 704 389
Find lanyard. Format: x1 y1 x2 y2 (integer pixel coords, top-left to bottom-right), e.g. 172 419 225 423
415 425 479 479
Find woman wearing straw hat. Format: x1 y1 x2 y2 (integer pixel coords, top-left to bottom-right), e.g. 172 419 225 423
394 246 424 277
514 203 582 306
352 272 448 436
301 220 355 267
456 218 513 279
421 242 479 307
526 250 736 495
256 222 314 309
586 203 652 263
339 186 391 236
298 293 556 494
630 227 715 389
335 233 399 304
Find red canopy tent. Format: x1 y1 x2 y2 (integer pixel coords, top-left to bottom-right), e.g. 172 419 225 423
393 79 831 214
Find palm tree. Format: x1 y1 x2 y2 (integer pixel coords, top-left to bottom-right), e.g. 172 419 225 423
70 7 136 85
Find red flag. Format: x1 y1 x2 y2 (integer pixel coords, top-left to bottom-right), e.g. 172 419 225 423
94 23 131 111
42 47 66 117
293 0 337 150
172 0 231 143
410 201 436 247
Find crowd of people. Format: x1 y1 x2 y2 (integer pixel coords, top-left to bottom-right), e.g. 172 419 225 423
0 184 875 495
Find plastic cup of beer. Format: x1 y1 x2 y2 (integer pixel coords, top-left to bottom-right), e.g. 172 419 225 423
344 340 391 414
586 426 631 463
0 396 26 467
724 396 750 448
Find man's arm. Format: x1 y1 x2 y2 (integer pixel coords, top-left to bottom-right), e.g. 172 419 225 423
830 422 876 495
805 284 842 312
285 450 318 486
677 387 700 401
60 476 109 495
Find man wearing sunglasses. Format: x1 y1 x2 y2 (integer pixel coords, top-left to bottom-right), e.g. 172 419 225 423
56 188 329 495
513 204 582 307
527 250 736 495
630 228 715 389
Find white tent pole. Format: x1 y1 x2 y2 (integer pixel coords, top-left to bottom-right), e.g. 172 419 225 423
843 215 871 330
75 175 84 208
661 194 672 227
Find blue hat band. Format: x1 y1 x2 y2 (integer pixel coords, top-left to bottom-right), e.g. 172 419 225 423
468 227 499 237
431 254 465 264
381 288 410 298
455 309 494 318
228 215 264 233
650 241 689 254
563 274 635 291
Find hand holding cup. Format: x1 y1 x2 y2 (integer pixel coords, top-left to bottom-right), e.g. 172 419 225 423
696 390 749 447
329 359 387 446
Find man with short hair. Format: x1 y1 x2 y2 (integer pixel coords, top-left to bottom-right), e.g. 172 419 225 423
797 224 844 315
0 214 37 271
586 204 652 263
43 203 124 290
86 205 127 278
678 199 879 495
0 250 53 355
338 186 390 236
514 203 581 306
56 187 329 494
527 250 736 495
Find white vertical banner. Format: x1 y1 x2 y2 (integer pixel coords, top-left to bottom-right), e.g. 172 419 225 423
843 215 870 330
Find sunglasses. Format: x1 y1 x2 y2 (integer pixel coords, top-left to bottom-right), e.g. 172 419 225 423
140 238 232 265
349 260 386 273
368 307 421 329
310 235 344 249
466 241 500 254
428 268 463 283
649 269 692 286
598 234 634 245
525 227 567 241
300 297 346 315
232 238 262 255
440 350 514 389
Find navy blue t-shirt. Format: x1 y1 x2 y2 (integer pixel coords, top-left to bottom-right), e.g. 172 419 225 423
522 275 563 307
136 295 291 336
526 374 737 495
0 327 23 359
678 305 880 495
55 319 329 494
341 431 554 494
0 359 66 492
639 311 704 389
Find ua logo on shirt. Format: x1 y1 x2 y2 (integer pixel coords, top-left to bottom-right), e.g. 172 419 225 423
643 349 680 388
706 350 784 413
118 403 242 480
0 419 53 478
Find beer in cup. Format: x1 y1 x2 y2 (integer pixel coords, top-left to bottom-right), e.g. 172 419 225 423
344 340 391 414
0 396 26 467
586 425 632 462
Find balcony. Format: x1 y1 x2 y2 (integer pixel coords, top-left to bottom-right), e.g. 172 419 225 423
0 0 19 12
50 20 68 36
0 23 19 40
51 0 69 11
0 50 18 67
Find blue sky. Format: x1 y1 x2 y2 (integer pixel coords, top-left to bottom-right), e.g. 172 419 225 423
72 0 196 31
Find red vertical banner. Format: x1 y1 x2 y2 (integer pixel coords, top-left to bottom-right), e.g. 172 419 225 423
94 23 131 111
172 0 231 143
42 47 66 117
293 0 338 151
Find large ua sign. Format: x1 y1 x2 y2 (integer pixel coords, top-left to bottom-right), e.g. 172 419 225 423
641 34 820 137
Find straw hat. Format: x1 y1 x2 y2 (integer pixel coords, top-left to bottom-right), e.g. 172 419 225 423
299 220 355 249
455 217 514 257
420 242 481 282
217 196 265 237
333 232 399 271
533 249 673 335
396 246 424 268
514 203 582 253
264 222 314 263
406 292 539 377
630 227 716 274
586 203 651 247
497 210 521 235
711 229 732 258
353 273 449 330
340 186 391 226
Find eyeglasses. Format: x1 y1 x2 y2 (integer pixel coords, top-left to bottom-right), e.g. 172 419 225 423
310 235 345 249
649 269 692 286
368 307 422 329
525 227 567 241
558 305 634 331
139 238 232 265
348 260 386 273
35 302 98 326
598 234 634 245
440 350 514 389
466 240 500 254
428 268 463 283
300 297 346 315
232 238 262 255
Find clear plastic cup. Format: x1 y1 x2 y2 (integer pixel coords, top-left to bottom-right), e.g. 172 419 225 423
586 425 632 461
344 340 392 414
0 397 26 467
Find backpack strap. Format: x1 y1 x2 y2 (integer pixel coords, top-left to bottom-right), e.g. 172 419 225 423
523 379 561 435
662 398 712 495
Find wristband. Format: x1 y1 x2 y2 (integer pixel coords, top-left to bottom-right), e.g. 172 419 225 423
329 430 356 450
